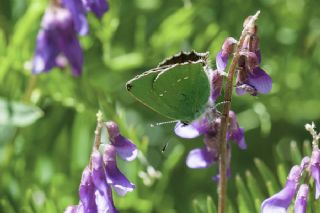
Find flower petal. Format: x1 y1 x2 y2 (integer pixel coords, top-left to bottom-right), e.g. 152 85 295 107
79 167 97 213
212 167 231 182
216 50 229 71
32 30 59 74
113 135 137 161
61 0 88 35
103 145 135 196
236 83 257 96
261 165 302 213
294 184 308 213
91 150 119 213
256 50 261 64
300 157 310 170
186 147 217 168
174 122 202 139
59 32 83 76
105 121 137 161
247 67 272 94
310 148 320 199
227 111 246 149
64 205 79 213
175 117 210 139
228 127 246 149
210 69 223 102
261 181 297 213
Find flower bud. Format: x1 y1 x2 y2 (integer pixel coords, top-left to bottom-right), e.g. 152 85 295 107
294 184 309 213
243 16 257 34
105 121 120 140
243 35 260 52
221 37 237 56
239 51 259 71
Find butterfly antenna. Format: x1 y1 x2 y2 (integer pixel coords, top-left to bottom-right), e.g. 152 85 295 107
150 120 179 127
161 142 169 153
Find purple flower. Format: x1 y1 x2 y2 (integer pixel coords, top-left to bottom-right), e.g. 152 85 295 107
215 37 237 71
310 148 320 199
236 66 272 96
175 110 245 180
175 111 245 150
235 32 272 96
227 111 246 149
32 6 83 76
212 166 232 182
261 165 302 213
64 151 120 213
103 144 135 196
83 0 109 19
243 34 261 63
64 204 83 213
294 184 309 213
186 147 218 168
214 21 272 96
65 120 136 212
91 150 118 213
210 69 223 102
78 167 97 212
105 121 138 161
61 0 88 35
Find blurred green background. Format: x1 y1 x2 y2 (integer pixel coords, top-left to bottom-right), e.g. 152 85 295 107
1 0 320 212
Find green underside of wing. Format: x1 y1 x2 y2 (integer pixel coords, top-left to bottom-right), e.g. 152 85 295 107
127 63 210 122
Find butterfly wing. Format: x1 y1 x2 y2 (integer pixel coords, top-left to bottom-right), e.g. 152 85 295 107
126 51 211 122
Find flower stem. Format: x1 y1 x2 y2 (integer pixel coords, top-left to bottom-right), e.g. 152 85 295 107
94 110 104 150
23 75 38 103
217 11 260 213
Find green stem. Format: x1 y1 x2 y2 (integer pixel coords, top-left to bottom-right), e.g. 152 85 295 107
23 75 38 103
93 111 104 150
217 11 260 213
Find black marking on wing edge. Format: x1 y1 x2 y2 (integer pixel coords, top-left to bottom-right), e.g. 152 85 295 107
126 83 133 91
158 51 209 67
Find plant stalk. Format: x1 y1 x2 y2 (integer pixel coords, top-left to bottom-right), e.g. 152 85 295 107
217 11 260 213
94 110 104 150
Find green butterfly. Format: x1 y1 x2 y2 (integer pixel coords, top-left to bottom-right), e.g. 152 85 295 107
126 51 211 123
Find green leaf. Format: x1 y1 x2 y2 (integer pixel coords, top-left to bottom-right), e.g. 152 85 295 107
109 52 144 71
0 199 16 213
0 1 45 82
0 98 43 127
150 7 195 54
71 112 94 171
206 196 216 213
303 140 312 156
245 170 264 211
236 174 256 212
254 158 280 195
192 199 202 213
44 200 58 213
227 197 236 213
277 163 288 186
290 140 302 164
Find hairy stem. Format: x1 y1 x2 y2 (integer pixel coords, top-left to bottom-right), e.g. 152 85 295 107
89 111 104 168
217 11 260 213
94 111 104 150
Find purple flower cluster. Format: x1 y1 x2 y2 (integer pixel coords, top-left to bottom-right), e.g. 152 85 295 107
32 0 109 76
174 70 245 179
174 16 272 180
65 121 137 213
261 123 320 213
216 21 272 96
175 109 245 180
